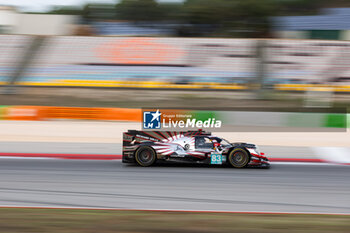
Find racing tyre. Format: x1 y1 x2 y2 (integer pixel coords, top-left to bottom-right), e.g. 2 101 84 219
228 148 250 168
135 146 157 167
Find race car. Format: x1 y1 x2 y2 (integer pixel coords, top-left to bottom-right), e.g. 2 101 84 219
122 130 269 168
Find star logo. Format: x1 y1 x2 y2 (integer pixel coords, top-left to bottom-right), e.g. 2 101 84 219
143 109 162 129
150 109 161 122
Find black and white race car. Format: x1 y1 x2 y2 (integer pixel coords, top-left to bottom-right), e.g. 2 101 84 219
122 130 269 168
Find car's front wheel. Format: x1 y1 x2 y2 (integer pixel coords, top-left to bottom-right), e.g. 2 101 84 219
135 146 157 167
228 148 250 168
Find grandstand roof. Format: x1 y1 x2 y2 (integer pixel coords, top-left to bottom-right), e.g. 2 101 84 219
92 21 172 36
272 8 350 31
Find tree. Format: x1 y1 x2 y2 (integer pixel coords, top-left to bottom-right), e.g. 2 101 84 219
81 4 116 22
231 0 277 37
183 0 233 25
116 0 163 21
277 0 325 15
181 0 276 37
158 3 184 21
47 6 83 15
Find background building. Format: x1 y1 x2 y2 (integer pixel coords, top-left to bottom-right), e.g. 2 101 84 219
273 8 350 40
0 6 77 35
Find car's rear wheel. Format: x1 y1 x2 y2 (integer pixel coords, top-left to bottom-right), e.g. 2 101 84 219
228 148 250 168
135 146 157 167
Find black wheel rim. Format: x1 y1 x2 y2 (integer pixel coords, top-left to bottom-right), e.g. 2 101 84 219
139 149 153 163
231 151 248 167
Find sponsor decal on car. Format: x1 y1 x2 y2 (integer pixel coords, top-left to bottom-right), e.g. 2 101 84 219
210 153 222 165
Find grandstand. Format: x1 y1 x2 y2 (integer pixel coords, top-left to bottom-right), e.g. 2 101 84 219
0 35 349 91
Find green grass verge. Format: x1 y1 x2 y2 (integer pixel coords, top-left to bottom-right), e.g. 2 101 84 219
0 208 349 233
0 105 6 120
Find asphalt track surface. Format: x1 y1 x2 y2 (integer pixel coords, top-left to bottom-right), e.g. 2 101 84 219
0 142 314 159
0 159 349 214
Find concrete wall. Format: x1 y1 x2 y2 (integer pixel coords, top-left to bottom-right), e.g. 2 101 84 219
273 30 309 39
341 30 350 40
218 111 348 129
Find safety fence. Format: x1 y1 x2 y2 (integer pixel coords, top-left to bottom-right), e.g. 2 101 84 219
0 35 350 92
0 106 141 122
0 105 347 128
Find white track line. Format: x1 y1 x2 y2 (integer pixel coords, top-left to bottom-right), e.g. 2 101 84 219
271 162 346 166
312 147 350 164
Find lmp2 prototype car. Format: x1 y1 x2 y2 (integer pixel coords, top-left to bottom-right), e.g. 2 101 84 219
122 130 269 168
